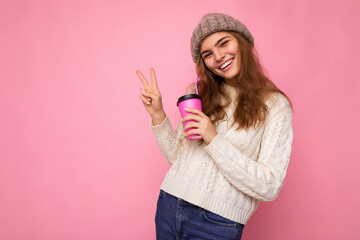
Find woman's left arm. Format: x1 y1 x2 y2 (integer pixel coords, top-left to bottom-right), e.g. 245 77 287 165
203 98 293 202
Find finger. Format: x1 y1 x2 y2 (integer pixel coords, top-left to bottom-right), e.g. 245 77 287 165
185 108 208 119
185 128 200 137
150 68 158 88
182 114 203 123
183 122 198 131
184 108 204 116
140 95 151 105
140 89 158 100
136 70 150 88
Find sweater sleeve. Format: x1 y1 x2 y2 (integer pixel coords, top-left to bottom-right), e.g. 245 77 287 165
151 85 195 164
204 95 293 202
151 116 184 165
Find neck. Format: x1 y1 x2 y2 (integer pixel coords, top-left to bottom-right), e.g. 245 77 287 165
224 77 237 87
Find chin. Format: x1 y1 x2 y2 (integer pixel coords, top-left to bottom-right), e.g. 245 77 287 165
224 72 238 80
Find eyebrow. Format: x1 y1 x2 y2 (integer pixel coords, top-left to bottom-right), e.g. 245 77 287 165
200 36 231 57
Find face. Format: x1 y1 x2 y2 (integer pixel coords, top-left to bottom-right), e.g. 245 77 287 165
200 31 241 83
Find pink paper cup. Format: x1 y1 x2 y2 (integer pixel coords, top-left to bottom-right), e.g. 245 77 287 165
177 94 202 140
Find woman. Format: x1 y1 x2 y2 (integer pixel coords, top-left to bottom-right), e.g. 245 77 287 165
137 13 293 240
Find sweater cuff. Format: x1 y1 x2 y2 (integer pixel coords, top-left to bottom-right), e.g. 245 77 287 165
150 115 172 135
204 134 228 161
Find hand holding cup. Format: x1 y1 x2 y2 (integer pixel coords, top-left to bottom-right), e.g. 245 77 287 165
182 108 217 144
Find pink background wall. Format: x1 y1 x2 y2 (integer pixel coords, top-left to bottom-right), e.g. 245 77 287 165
1 0 359 239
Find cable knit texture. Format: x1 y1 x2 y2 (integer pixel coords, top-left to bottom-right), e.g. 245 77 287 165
151 84 293 224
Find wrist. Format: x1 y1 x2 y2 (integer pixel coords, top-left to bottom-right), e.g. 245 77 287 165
205 132 217 145
151 111 166 125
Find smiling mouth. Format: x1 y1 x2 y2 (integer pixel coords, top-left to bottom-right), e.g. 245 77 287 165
219 59 233 70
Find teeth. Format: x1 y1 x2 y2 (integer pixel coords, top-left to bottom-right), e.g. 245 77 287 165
220 59 233 69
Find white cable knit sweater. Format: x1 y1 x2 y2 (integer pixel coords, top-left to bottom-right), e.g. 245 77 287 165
151 84 293 224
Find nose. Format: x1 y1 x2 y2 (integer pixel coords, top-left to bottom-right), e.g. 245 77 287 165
214 49 225 62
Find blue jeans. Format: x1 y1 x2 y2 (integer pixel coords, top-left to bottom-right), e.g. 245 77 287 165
155 190 244 240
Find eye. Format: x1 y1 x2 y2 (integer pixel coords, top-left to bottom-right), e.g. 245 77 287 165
203 52 212 59
220 40 229 47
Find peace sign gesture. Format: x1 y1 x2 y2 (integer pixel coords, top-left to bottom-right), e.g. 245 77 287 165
137 68 166 125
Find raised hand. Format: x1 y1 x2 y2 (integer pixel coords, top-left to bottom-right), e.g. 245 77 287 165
137 68 166 125
182 108 217 144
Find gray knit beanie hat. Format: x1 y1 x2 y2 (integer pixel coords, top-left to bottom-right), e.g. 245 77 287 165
191 13 254 62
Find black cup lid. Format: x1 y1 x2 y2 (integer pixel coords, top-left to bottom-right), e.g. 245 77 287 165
177 94 201 106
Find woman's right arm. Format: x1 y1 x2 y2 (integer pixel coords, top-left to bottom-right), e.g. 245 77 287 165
151 116 184 165
136 68 181 164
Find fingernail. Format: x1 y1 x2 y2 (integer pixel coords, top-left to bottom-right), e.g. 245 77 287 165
141 90 145 94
